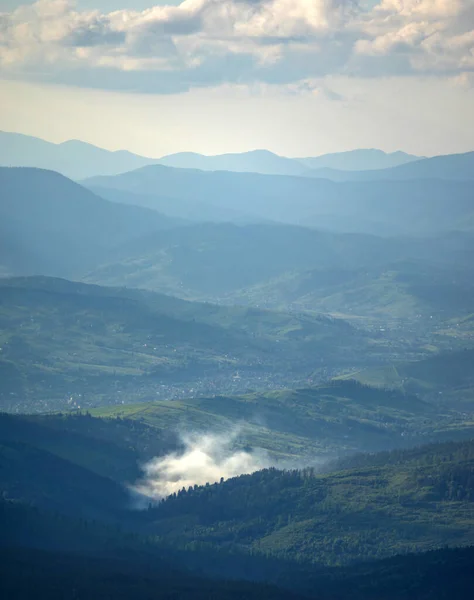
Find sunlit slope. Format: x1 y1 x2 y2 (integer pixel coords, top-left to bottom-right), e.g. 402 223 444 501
91 380 474 458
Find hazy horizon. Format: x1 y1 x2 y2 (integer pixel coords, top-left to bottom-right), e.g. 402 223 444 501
0 127 441 159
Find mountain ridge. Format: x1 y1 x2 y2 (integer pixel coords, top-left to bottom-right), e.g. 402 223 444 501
1 130 428 179
298 148 422 171
308 150 474 182
83 163 474 235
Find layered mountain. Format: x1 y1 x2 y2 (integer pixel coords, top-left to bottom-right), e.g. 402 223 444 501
83 164 474 235
1 130 421 179
88 184 256 223
2 131 471 184
84 222 474 302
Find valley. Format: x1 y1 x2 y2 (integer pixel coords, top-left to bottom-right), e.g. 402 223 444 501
1 133 474 599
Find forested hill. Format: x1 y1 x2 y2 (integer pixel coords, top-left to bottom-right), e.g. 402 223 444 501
2 420 474 597
142 437 474 565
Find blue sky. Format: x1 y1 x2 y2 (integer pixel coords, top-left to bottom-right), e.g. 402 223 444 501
1 1 473 157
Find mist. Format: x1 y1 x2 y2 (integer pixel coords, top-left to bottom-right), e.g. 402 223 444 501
132 429 275 499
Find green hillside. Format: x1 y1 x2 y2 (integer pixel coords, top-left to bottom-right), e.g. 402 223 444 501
2 410 474 594
85 222 410 298
338 349 474 409
85 224 474 303
225 262 474 322
3 409 474 569
91 379 474 459
0 276 372 412
0 411 175 483
145 438 474 566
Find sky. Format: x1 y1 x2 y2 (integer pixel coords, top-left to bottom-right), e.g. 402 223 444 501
0 0 473 158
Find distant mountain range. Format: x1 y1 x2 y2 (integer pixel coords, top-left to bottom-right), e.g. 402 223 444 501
0 131 159 180
298 149 421 171
2 163 474 329
0 130 430 179
2 164 474 288
2 165 473 313
157 149 310 176
2 130 473 182
308 151 474 182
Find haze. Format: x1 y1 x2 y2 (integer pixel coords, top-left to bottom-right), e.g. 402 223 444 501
2 1 474 599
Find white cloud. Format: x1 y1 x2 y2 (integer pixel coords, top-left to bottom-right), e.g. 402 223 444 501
0 0 472 92
355 0 474 75
374 0 463 19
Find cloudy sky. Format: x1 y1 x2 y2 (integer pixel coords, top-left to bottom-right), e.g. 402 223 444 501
0 0 473 157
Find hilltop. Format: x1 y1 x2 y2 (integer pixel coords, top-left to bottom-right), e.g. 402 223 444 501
0 167 180 278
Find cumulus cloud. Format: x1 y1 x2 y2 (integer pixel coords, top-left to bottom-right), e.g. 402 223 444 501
0 0 472 92
132 428 274 499
355 0 474 74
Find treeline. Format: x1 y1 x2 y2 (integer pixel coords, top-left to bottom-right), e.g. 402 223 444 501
141 440 474 565
325 438 474 472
